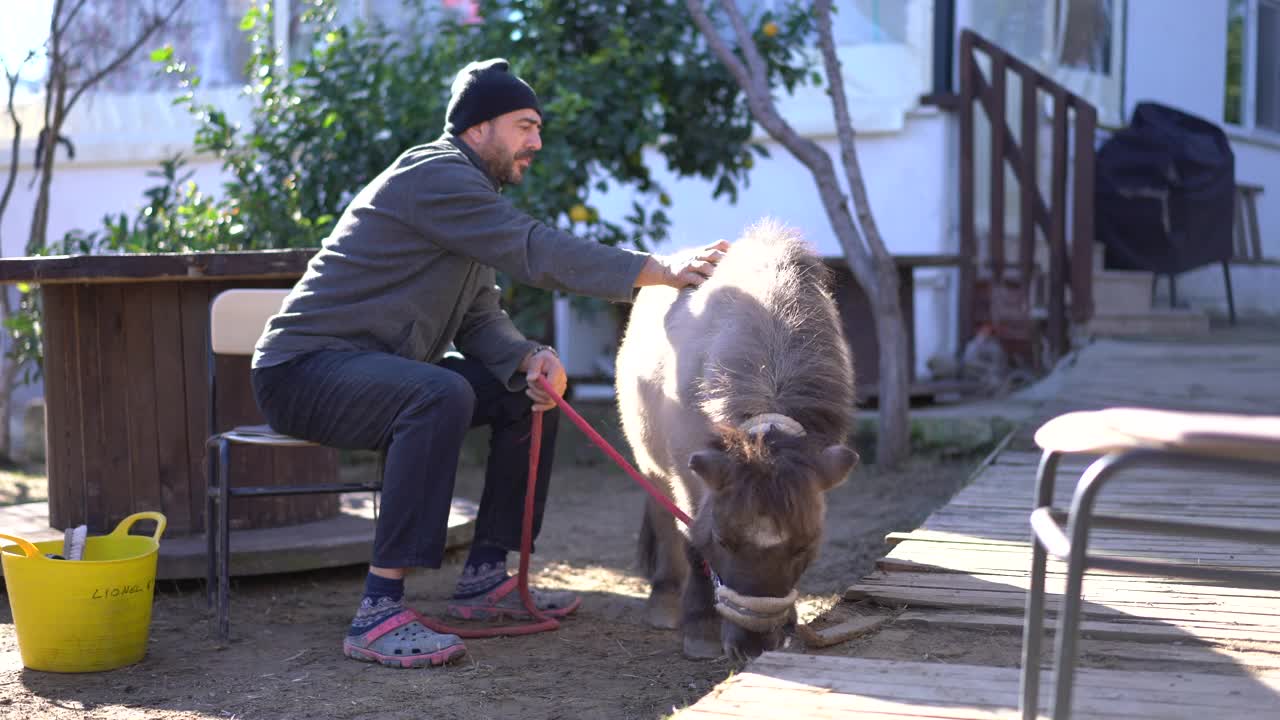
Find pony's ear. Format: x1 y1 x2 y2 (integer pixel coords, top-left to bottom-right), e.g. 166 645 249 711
689 449 731 490
817 445 859 491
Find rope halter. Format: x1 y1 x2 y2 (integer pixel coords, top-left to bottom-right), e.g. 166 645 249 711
704 412 807 632
738 413 806 437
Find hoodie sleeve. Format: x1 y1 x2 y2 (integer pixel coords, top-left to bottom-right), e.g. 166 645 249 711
452 269 540 391
400 154 651 303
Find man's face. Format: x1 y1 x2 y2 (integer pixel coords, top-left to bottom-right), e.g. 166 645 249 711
475 109 542 185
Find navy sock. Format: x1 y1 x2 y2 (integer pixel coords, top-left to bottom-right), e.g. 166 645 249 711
452 543 509 599
348 572 406 636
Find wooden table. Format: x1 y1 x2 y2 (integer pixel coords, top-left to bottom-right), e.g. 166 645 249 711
0 250 339 537
827 254 964 399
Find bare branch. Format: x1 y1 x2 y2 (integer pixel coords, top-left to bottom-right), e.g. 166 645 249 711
685 0 876 286
713 0 769 80
55 0 91 37
813 0 892 261
64 1 189 115
684 0 753 94
2 64 26 235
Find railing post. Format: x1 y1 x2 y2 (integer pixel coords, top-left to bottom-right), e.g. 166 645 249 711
1019 75 1039 287
1071 102 1097 323
958 31 976 355
989 52 1007 282
1048 88 1070 362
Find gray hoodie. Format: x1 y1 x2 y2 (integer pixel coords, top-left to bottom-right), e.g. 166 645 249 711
253 134 650 389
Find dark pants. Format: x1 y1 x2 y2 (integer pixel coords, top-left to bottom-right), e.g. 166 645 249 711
251 351 559 569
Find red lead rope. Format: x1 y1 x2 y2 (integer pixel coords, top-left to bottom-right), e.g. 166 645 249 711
417 377 694 640
534 377 694 527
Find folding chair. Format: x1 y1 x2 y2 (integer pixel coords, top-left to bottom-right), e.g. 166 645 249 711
1018 407 1280 719
205 288 383 640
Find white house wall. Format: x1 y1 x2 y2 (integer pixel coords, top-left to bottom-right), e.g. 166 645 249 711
0 158 228 259
568 109 958 383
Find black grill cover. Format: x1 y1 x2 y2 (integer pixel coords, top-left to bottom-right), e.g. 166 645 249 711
1096 102 1235 275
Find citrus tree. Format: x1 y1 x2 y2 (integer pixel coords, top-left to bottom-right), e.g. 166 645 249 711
162 0 814 337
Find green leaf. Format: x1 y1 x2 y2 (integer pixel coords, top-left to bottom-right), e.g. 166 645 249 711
240 9 258 31
149 45 174 63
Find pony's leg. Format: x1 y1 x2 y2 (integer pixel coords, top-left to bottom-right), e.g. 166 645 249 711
680 543 721 659
640 495 687 629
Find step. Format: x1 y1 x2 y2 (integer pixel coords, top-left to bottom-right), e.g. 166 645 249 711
1084 307 1210 338
1092 269 1154 314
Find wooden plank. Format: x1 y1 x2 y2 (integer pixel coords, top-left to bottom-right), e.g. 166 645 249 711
895 610 1280 666
77 284 109 532
96 283 134 530
845 586 1280 633
122 284 163 523
40 284 83 529
150 283 195 535
849 580 1280 616
883 538 1280 574
892 533 1280 566
0 249 316 285
746 654 1280 708
179 282 212 533
857 569 1280 601
678 654 1280 720
797 615 890 648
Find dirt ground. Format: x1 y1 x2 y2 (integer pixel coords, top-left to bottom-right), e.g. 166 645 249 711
0 405 997 720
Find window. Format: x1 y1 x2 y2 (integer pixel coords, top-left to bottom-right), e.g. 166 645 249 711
1056 0 1114 75
1227 0 1280 132
966 0 1125 124
63 0 257 93
832 0 910 45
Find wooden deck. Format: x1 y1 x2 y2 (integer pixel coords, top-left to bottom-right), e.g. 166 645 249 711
678 336 1280 719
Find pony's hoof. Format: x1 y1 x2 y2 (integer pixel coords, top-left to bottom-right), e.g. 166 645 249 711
682 635 723 659
645 594 681 630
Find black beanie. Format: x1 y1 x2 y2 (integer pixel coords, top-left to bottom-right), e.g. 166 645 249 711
444 58 541 134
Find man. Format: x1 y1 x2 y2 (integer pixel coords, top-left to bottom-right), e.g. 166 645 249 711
250 58 727 669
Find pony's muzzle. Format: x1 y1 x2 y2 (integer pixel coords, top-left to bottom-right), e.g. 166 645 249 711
713 585 798 632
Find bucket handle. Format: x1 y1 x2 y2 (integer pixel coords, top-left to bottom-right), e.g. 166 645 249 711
109 511 167 543
0 533 42 559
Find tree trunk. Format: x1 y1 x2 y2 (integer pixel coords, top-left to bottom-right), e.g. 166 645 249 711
0 291 12 461
870 261 911 466
28 68 68 255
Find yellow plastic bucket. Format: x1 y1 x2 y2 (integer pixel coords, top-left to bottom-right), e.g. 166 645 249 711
1 511 166 673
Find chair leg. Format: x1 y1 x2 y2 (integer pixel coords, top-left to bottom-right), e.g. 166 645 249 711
1222 261 1237 326
1049 452 1127 720
1020 451 1062 720
206 446 218 611
217 440 233 642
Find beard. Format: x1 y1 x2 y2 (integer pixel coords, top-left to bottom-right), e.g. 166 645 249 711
481 141 535 186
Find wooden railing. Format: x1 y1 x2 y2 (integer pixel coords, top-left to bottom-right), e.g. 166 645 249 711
957 30 1097 364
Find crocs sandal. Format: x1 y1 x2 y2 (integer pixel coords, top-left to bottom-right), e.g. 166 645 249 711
446 576 582 621
343 609 468 668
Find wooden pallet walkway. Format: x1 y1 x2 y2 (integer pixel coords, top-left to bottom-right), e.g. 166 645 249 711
677 654 1280 719
677 337 1280 719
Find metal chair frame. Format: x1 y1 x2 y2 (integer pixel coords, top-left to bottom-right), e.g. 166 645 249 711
1019 440 1280 720
204 289 382 640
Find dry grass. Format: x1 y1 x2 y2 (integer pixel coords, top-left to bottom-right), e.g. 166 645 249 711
0 466 47 507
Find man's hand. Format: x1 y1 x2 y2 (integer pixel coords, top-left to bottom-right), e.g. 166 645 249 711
637 239 731 289
521 346 567 412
